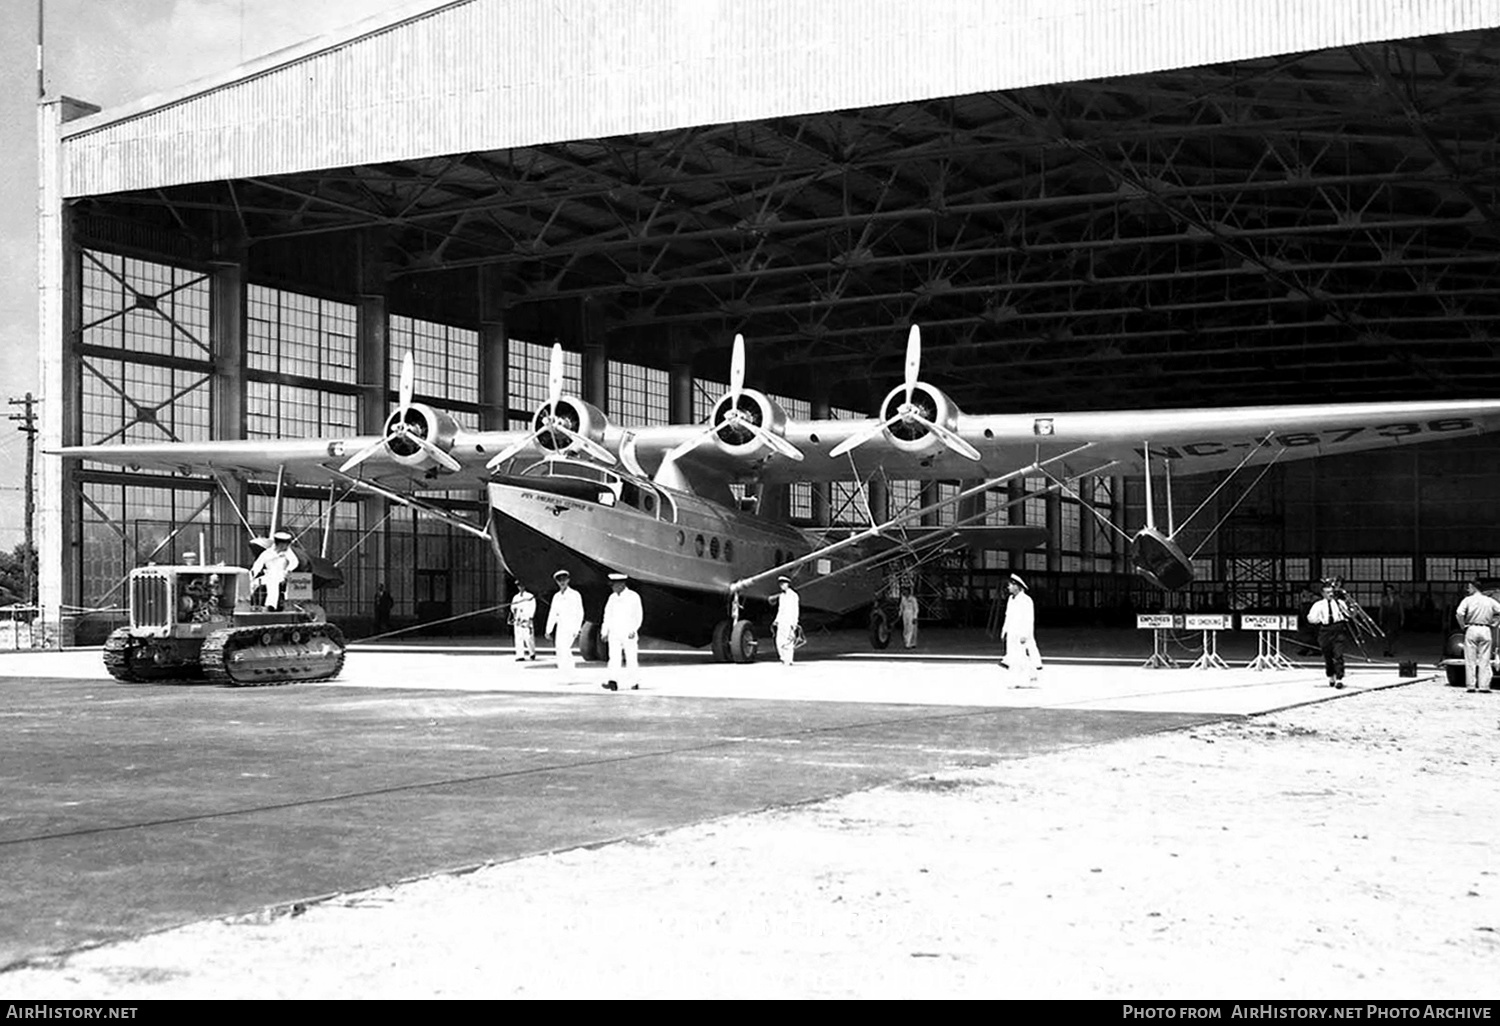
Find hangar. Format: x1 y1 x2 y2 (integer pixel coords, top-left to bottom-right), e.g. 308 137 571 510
35 0 1500 642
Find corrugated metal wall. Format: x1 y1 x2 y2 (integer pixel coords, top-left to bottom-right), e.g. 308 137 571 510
60 0 1500 197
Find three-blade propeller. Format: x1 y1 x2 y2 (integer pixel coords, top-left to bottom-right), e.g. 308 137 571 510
339 352 462 474
663 334 804 464
485 343 616 471
827 325 981 461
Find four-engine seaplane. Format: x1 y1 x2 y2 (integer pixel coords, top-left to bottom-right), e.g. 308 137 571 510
55 325 1500 660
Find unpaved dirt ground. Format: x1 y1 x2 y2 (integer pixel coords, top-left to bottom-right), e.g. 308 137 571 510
4 680 1497 999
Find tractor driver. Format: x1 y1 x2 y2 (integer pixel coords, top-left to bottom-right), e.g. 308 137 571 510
250 530 300 611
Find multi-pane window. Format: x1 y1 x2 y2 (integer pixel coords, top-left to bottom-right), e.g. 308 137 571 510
692 378 726 422
607 361 670 427
247 286 356 384
828 407 866 526
389 315 479 404
81 358 212 447
81 251 211 361
247 381 358 440
79 481 218 608
1023 475 1047 528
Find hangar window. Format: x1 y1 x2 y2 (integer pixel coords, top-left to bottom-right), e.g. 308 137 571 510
389 315 479 405
81 250 211 363
248 381 358 440
771 393 814 520
827 407 867 526
247 285 356 385
608 361 670 427
81 357 212 450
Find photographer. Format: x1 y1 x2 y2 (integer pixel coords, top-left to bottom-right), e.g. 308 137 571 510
1306 579 1352 688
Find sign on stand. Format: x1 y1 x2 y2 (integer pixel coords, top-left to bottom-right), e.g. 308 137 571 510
1185 614 1232 670
1136 614 1183 669
1241 614 1300 670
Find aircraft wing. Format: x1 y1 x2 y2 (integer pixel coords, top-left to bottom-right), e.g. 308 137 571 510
653 398 1500 487
50 430 531 492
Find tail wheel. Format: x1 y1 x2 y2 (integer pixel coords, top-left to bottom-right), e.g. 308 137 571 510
711 620 732 663
730 620 758 663
870 608 892 650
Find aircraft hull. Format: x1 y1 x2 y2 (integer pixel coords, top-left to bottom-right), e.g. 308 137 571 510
486 481 883 648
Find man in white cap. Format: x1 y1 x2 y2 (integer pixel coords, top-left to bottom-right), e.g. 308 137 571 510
250 530 300 611
600 572 643 691
1000 573 1042 686
770 575 801 666
509 581 537 661
545 569 584 673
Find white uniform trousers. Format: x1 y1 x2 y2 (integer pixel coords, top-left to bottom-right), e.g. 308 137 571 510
1464 624 1494 691
555 626 580 672
1005 634 1043 681
608 634 639 685
513 621 535 659
775 622 797 665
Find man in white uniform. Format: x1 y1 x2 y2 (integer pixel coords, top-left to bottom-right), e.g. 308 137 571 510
600 572 643 691
771 575 801 666
545 569 584 673
898 587 919 649
1453 578 1500 693
510 583 537 661
1000 573 1042 686
250 530 300 611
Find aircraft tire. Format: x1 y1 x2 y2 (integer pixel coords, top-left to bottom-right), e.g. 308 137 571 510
578 621 602 662
730 620 758 663
869 608 892 650
711 620 732 663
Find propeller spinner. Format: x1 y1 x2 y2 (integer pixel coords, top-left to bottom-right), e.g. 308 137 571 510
485 344 616 470
662 334 803 464
828 325 980 461
339 352 461 474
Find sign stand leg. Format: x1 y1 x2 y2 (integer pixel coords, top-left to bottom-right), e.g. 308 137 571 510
1188 629 1230 670
1142 628 1178 669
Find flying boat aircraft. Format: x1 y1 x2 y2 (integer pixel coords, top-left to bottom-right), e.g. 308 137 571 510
53 325 1500 661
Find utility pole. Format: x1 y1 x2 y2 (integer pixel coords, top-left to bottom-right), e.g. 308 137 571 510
8 393 38 605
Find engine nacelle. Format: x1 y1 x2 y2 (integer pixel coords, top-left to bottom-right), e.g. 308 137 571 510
875 381 962 456
533 396 610 456
707 388 789 460
382 403 459 469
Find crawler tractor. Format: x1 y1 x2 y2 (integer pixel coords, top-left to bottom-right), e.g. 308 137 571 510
103 564 346 686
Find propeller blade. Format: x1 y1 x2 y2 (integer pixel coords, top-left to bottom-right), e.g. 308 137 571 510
485 436 534 471
410 434 463 473
827 412 902 459
903 324 921 406
663 424 718 465
548 343 564 410
398 351 415 416
555 425 618 465
747 423 805 462
913 413 982 461
729 333 745 404
338 438 388 474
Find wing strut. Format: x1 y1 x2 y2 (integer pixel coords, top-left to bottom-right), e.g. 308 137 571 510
329 469 494 542
730 443 1095 595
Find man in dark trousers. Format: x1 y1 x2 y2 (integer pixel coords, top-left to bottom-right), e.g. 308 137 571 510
1306 579 1351 688
373 582 394 635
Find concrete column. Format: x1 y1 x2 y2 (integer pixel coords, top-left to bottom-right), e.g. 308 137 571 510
668 331 695 424
37 96 98 637
810 395 831 527
478 266 510 431
1046 489 1062 573
355 233 390 594
209 246 248 558
919 481 938 527
1079 475 1096 569
1006 476 1026 570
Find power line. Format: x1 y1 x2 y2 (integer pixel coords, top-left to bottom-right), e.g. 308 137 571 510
7 393 38 603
